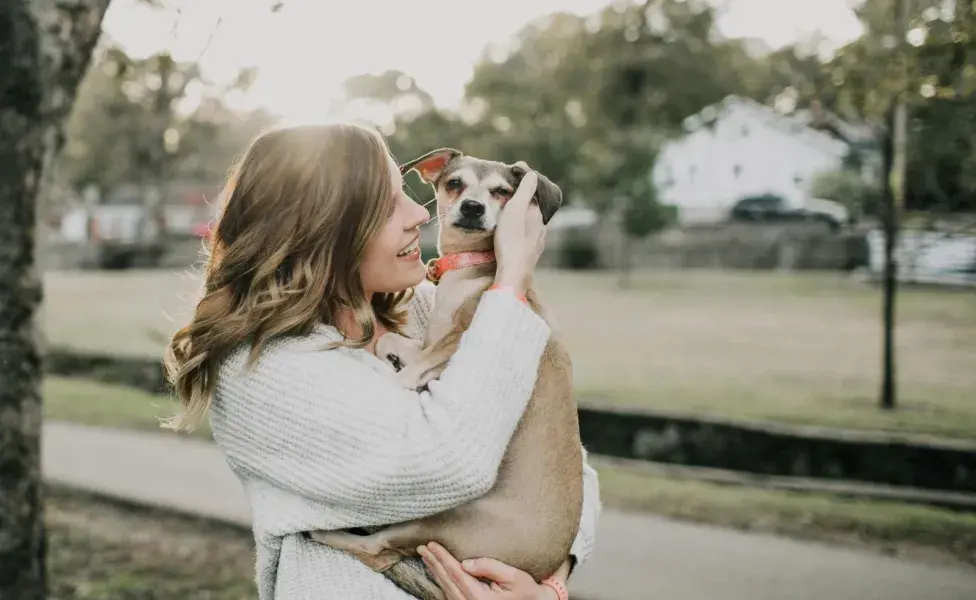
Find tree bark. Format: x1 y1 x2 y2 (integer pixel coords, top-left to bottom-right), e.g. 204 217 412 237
879 0 909 412
880 103 899 411
0 1 111 596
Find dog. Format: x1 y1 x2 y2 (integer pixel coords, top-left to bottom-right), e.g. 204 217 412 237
309 149 583 600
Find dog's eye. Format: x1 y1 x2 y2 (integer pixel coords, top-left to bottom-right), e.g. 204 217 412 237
492 188 513 197
445 178 463 191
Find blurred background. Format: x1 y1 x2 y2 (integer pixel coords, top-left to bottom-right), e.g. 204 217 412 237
33 0 976 599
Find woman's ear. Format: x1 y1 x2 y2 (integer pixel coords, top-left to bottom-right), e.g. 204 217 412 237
399 148 462 184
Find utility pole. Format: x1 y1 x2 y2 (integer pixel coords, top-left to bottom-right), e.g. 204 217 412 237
880 0 910 410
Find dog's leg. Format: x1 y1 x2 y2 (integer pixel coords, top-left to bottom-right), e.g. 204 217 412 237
311 527 448 600
396 330 462 390
310 520 437 571
397 294 477 389
307 530 405 573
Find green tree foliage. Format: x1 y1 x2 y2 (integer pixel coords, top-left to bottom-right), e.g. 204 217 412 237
622 184 674 239
811 169 880 216
58 0 974 217
339 0 974 215
809 0 975 211
55 43 275 195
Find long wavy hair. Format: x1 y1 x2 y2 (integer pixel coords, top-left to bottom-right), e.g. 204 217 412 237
163 123 411 432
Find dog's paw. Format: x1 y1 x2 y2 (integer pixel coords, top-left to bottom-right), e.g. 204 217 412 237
396 364 441 392
396 366 424 390
377 333 423 374
384 352 405 373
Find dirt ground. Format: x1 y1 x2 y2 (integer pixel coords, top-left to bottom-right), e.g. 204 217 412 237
46 486 257 599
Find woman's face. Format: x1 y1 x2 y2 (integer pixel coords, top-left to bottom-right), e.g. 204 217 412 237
359 156 430 295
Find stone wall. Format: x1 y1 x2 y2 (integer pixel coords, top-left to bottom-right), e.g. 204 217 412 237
579 405 976 493
584 220 866 271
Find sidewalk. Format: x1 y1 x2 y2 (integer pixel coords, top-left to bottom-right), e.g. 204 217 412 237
42 421 976 600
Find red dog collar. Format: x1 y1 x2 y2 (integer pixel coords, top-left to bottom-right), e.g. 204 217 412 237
426 250 496 283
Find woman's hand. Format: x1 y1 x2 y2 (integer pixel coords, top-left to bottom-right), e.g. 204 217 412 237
417 542 557 600
493 171 545 295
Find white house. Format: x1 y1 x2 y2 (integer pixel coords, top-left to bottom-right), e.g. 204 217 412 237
652 96 877 225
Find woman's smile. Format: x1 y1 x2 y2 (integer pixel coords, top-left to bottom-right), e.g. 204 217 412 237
396 236 421 260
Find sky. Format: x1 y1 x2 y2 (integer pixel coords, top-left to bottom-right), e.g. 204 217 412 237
100 0 865 126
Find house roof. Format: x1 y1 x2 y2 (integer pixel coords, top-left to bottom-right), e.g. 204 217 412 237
791 107 881 147
681 95 854 156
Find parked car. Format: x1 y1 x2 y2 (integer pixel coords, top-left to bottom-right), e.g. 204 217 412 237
55 185 165 269
159 182 223 243
56 182 221 269
729 194 847 231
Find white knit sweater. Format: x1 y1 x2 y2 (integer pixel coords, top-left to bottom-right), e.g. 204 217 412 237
210 282 601 600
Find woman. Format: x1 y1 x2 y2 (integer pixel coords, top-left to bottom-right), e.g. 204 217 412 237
163 122 601 600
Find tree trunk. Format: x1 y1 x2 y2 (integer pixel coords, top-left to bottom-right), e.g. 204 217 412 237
880 104 899 412
0 1 111 596
618 235 632 288
880 0 909 412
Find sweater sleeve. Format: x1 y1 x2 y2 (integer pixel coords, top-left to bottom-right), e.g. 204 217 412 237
402 280 436 340
213 289 550 526
406 279 602 567
569 446 602 570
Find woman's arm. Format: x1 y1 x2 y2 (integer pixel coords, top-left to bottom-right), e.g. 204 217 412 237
212 288 550 527
402 279 436 341
568 446 602 572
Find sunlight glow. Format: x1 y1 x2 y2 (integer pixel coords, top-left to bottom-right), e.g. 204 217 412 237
101 0 864 127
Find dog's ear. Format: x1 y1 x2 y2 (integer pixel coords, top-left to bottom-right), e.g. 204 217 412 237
510 161 562 225
399 148 461 184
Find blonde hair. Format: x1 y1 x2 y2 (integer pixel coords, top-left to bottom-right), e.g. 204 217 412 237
163 123 411 432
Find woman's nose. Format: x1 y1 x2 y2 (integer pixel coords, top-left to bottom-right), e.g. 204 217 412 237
406 198 430 229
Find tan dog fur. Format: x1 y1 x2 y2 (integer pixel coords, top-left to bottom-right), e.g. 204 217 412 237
308 149 583 600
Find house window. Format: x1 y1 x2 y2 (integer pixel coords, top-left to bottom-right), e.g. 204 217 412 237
733 164 743 177
793 174 804 185
741 125 750 136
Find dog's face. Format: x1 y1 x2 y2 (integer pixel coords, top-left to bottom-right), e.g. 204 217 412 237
400 148 562 252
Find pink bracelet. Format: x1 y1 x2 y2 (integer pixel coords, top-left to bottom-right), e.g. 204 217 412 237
487 283 527 303
541 577 569 600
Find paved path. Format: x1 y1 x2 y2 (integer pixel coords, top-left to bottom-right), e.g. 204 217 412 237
43 422 976 600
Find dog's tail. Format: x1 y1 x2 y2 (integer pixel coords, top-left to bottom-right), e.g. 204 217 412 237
384 557 446 600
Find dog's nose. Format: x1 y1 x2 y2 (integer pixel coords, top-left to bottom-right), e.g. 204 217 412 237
459 199 485 219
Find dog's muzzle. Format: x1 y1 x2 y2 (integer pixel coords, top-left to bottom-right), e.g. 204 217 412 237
459 199 485 219
454 199 487 230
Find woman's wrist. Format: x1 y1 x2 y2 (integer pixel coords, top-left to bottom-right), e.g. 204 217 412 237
536 557 572 600
536 585 559 600
488 283 527 303
538 577 569 600
491 270 527 299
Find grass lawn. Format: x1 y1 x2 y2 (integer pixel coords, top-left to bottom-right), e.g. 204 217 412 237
592 456 976 567
47 485 256 599
44 376 976 567
43 376 210 440
42 268 976 440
